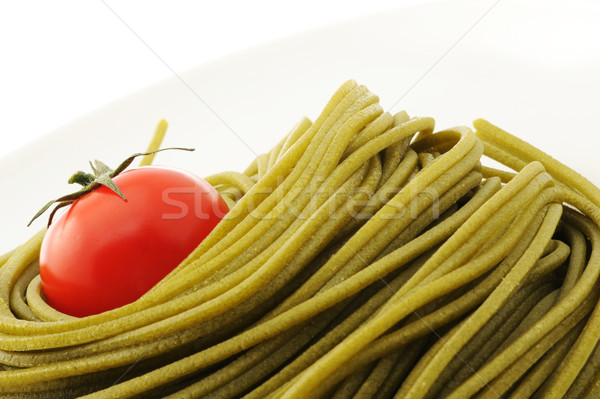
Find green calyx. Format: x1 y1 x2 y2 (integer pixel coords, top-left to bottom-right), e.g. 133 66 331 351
28 147 194 227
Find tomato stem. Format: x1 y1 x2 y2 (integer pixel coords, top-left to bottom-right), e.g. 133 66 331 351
28 147 194 227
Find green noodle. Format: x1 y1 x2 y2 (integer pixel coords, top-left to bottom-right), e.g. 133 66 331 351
0 80 599 398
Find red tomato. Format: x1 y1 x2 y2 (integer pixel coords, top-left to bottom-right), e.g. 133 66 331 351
39 166 228 317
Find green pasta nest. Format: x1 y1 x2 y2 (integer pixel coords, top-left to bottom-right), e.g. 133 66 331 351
1 80 599 398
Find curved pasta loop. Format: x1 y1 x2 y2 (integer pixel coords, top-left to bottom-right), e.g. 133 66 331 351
1 80 599 398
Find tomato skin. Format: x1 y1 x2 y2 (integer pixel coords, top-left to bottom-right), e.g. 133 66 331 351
39 166 228 317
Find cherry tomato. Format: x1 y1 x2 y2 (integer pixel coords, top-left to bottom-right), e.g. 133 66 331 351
39 166 228 317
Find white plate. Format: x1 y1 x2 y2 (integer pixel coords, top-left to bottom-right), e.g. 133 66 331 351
2 0 600 252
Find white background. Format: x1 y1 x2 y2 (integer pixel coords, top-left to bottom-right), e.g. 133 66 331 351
1 0 600 251
0 0 412 160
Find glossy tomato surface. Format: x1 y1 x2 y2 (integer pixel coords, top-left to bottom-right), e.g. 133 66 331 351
39 166 228 317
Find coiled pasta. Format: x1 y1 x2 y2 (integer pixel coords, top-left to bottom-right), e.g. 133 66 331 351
1 80 600 398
